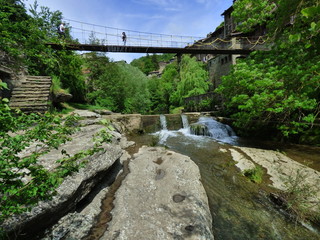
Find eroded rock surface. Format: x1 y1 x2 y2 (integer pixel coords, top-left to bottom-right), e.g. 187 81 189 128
103 146 214 240
230 146 320 210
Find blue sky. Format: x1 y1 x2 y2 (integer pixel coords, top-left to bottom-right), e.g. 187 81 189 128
24 0 233 62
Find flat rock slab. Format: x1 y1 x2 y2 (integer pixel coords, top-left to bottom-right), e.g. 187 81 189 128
103 146 214 240
230 146 320 209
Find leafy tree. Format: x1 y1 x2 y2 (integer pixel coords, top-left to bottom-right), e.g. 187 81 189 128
146 55 210 113
0 0 31 59
130 53 174 75
147 62 180 113
176 55 210 104
0 0 86 102
216 0 320 142
85 53 150 113
232 0 319 48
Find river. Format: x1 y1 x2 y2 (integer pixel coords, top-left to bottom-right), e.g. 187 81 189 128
128 115 320 240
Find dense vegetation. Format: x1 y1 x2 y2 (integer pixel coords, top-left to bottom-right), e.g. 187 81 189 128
84 52 151 114
130 53 175 74
0 0 86 102
216 0 320 144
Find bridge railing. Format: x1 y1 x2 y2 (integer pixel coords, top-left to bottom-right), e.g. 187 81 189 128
63 18 203 48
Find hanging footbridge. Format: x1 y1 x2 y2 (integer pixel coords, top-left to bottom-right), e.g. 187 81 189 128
47 19 268 54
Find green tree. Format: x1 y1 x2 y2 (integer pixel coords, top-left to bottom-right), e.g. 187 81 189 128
176 55 210 104
147 62 180 113
130 53 174 75
85 53 150 113
0 0 86 102
232 0 320 48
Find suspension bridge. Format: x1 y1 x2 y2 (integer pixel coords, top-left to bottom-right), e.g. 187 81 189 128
47 19 267 54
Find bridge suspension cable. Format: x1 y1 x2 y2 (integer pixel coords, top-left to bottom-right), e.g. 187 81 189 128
62 18 204 48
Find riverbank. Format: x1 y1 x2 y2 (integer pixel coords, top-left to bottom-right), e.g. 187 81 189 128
0 110 214 239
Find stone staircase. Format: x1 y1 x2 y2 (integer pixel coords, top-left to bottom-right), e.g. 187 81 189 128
9 76 52 113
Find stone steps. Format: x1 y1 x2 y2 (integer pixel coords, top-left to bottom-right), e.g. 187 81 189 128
9 76 52 113
12 90 50 94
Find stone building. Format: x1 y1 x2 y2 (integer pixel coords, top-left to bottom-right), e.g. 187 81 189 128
192 1 269 90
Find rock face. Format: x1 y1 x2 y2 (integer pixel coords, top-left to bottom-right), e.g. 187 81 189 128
1 120 123 239
103 146 214 240
52 92 73 103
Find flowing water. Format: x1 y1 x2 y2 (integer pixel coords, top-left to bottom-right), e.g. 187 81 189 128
129 116 320 240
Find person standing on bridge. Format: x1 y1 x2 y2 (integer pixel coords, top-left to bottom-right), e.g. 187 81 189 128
122 32 127 45
58 22 66 39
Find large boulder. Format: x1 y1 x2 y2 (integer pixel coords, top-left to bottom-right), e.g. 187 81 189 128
102 146 214 240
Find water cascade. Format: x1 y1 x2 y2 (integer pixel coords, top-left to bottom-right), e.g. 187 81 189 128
158 115 173 144
181 114 189 129
159 114 167 130
190 117 238 144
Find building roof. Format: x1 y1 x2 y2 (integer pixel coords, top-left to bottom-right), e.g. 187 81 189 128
221 6 233 16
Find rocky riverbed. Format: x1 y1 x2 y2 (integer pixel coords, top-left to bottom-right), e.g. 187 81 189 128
2 110 319 239
1 110 214 239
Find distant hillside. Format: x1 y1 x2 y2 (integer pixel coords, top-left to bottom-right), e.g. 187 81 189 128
130 54 175 75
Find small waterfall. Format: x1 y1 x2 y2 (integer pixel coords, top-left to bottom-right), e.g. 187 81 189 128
181 114 189 129
160 115 167 130
158 115 171 144
190 117 238 144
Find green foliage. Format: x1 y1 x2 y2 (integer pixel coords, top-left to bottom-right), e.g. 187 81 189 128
147 62 180 113
130 54 174 74
177 55 210 103
146 55 211 114
85 53 151 114
232 0 319 48
243 166 264 184
0 109 79 223
51 75 69 95
170 106 184 114
0 0 85 102
216 41 319 141
232 0 276 33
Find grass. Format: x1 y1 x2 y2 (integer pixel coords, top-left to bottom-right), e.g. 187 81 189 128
51 76 70 95
243 166 264 184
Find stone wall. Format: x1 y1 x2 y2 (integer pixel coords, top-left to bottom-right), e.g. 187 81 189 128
0 51 27 99
104 113 201 134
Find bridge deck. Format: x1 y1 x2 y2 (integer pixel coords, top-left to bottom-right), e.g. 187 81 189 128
47 43 253 55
